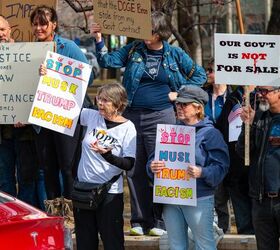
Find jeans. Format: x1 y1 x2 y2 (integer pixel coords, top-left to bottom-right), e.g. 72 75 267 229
163 196 216 250
35 126 81 199
214 183 230 233
0 139 46 209
0 139 16 196
124 107 176 231
252 197 280 250
228 185 254 234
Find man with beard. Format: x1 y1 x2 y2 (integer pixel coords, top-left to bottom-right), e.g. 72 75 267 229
237 85 280 250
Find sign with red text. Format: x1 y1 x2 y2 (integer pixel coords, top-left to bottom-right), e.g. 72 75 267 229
0 0 57 42
0 42 54 124
28 51 91 136
153 124 197 206
215 33 280 86
93 0 152 40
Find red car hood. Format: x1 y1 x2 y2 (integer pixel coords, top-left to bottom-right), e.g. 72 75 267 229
0 192 65 250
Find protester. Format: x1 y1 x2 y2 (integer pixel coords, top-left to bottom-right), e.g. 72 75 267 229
92 11 206 236
0 15 46 210
150 85 229 250
216 86 255 234
30 5 93 228
73 83 136 250
204 58 232 233
237 86 280 250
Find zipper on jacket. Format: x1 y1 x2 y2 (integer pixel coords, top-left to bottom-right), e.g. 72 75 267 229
256 114 270 202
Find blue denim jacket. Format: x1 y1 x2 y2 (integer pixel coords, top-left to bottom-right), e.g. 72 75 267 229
54 34 94 85
96 40 206 106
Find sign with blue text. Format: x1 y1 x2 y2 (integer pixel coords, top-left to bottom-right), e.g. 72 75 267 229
28 51 91 136
153 124 197 206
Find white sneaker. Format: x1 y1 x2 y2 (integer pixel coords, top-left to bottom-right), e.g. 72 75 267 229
130 226 144 236
148 227 167 236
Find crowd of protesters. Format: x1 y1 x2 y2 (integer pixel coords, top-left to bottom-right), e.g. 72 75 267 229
0 5 280 250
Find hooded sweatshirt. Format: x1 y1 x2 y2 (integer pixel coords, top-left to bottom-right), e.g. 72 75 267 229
147 117 229 198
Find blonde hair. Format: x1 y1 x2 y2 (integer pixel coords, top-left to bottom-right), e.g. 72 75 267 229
192 103 205 120
97 83 128 114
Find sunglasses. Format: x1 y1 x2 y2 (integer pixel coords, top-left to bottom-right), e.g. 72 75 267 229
256 87 280 96
175 102 190 108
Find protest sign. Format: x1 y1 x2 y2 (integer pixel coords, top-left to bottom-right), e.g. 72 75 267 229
0 42 54 124
93 0 152 40
153 124 197 206
28 51 91 136
0 0 57 42
215 33 280 86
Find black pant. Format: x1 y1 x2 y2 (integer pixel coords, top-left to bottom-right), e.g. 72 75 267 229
74 193 124 250
35 126 81 199
252 197 280 250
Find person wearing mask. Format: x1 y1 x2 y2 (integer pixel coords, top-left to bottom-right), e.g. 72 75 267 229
74 83 136 250
30 5 94 229
150 85 229 250
91 11 206 236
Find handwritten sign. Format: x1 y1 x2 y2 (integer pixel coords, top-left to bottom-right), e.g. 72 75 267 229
215 33 280 86
0 0 57 42
0 42 54 124
153 124 197 206
93 0 152 40
28 51 91 136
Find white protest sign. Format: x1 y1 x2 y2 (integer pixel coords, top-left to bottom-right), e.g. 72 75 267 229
28 51 91 136
0 42 54 124
93 0 152 40
215 33 280 86
153 124 197 206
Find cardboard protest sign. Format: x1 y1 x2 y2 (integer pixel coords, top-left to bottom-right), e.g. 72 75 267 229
28 51 91 136
215 33 280 86
0 0 57 42
0 42 54 124
153 124 197 206
93 0 152 40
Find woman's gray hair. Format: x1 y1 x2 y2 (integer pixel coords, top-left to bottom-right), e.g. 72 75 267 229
97 83 128 114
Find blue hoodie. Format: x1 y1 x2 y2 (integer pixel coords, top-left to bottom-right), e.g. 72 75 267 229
147 117 229 198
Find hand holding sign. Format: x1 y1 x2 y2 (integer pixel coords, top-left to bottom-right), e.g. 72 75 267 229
150 160 165 173
240 105 255 125
91 23 102 43
187 165 202 179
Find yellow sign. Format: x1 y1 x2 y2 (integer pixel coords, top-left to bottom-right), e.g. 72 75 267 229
0 0 57 42
93 0 152 40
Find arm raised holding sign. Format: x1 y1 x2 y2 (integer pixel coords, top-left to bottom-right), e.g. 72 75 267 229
92 11 206 237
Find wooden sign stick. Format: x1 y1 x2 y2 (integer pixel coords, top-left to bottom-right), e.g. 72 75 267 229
235 0 250 166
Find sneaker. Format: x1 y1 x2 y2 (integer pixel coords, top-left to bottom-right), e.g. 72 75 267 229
148 227 167 236
130 226 144 236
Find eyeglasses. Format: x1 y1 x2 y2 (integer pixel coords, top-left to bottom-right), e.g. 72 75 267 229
175 102 190 108
206 68 214 73
256 87 280 96
96 96 111 104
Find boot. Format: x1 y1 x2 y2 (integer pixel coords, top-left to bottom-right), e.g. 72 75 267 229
62 198 75 232
44 197 63 216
